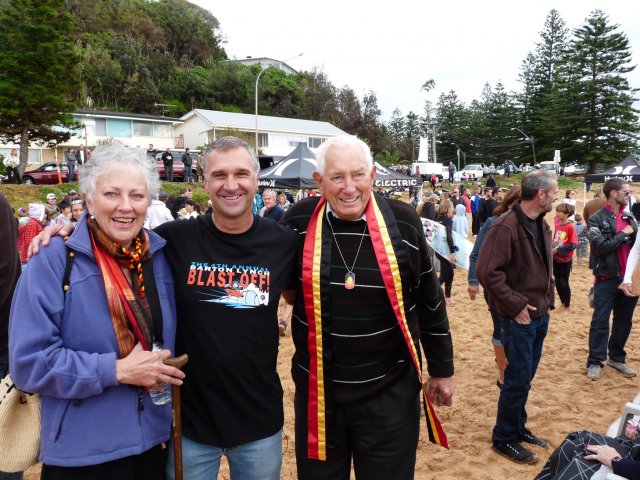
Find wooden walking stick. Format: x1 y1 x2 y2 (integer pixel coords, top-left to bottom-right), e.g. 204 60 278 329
165 354 189 480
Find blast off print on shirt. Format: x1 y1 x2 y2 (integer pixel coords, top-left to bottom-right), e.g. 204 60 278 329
187 262 270 308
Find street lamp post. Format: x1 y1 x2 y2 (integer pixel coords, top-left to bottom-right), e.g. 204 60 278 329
255 53 303 152
451 142 466 171
512 127 536 164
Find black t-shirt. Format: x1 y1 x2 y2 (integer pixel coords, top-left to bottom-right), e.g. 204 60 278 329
155 215 298 447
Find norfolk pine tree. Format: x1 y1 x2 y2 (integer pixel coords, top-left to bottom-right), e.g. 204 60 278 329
565 10 639 171
0 0 80 172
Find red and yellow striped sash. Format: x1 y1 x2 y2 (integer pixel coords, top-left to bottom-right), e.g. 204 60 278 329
302 195 448 461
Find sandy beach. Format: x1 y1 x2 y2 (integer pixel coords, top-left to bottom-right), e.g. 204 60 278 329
25 196 640 479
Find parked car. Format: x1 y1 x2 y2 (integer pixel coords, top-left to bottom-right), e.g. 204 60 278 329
454 163 484 181
563 163 586 175
151 150 199 181
21 162 78 184
496 160 520 176
483 163 496 175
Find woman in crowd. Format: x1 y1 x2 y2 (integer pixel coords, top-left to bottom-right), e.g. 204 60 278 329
17 203 46 269
435 199 456 305
9 144 184 479
277 192 291 211
452 203 469 238
536 429 640 480
552 203 577 312
468 186 521 389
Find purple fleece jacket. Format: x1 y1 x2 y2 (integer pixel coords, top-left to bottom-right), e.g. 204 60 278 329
9 215 177 467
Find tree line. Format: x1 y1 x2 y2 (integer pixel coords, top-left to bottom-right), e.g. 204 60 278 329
0 1 637 173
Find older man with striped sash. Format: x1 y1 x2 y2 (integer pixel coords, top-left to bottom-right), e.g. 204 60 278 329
281 136 455 480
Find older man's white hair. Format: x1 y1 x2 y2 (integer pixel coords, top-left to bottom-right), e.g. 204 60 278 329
316 136 373 175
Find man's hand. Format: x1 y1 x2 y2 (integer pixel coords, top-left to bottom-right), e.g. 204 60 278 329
425 376 455 407
468 284 479 300
28 223 75 259
621 283 638 297
514 304 536 325
622 225 634 235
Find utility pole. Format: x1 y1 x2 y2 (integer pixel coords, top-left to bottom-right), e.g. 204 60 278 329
432 125 437 163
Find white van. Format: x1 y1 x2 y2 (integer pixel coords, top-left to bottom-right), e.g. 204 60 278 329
539 161 559 175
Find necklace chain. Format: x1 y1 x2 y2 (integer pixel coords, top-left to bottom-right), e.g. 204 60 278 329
327 217 368 274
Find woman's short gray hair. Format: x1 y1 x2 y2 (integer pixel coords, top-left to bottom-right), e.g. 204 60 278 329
316 136 373 175
79 144 160 204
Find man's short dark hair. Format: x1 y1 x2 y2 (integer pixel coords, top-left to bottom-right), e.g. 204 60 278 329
520 170 555 201
603 178 626 199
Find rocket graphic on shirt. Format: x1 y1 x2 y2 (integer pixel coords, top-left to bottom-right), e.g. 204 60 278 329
186 262 270 308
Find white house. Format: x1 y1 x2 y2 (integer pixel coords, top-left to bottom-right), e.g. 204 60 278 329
1 110 183 165
175 109 348 158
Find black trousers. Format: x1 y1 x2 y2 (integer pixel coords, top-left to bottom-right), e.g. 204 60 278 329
6 166 20 184
437 254 454 298
41 444 166 480
295 370 421 480
553 260 572 307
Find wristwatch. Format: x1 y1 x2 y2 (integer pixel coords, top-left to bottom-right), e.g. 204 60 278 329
611 455 623 469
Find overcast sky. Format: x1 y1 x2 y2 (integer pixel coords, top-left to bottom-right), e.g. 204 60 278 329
192 0 640 120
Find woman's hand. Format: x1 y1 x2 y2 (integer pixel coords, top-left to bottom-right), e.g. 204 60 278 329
115 343 185 388
584 444 621 467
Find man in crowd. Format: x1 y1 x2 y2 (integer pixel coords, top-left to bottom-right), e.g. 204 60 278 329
182 147 193 183
3 148 21 184
450 187 464 209
162 147 174 182
281 135 455 479
171 186 192 218
44 193 60 225
478 187 495 227
448 161 456 183
75 144 89 165
586 178 638 381
470 185 482 235
0 193 22 480
144 191 174 229
260 188 284 221
477 169 557 464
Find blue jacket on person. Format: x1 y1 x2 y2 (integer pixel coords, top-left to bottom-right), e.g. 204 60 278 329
9 215 177 467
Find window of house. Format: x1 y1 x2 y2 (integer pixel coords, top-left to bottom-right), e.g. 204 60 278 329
308 137 325 148
106 119 132 138
133 121 153 137
153 123 172 138
258 133 269 148
94 119 107 136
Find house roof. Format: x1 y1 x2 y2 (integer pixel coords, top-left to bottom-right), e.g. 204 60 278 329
74 109 182 123
182 109 348 137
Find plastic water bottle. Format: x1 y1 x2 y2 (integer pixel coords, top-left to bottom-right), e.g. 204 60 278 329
149 342 172 406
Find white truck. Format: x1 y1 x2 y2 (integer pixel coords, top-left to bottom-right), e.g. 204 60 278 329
412 162 445 182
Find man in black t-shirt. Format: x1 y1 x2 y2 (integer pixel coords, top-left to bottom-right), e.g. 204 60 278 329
31 138 297 480
281 136 455 480
157 137 297 480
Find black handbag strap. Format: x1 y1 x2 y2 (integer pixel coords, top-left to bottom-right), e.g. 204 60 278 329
141 257 164 345
62 245 76 295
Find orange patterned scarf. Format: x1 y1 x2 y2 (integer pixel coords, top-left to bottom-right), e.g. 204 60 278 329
87 217 153 356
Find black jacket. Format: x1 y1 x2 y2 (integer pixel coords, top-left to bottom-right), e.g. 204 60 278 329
588 206 638 276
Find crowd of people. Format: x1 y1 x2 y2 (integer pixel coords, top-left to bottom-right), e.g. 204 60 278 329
2 138 640 480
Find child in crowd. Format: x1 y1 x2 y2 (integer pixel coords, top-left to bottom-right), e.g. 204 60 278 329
574 213 588 266
552 204 577 312
435 199 457 306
